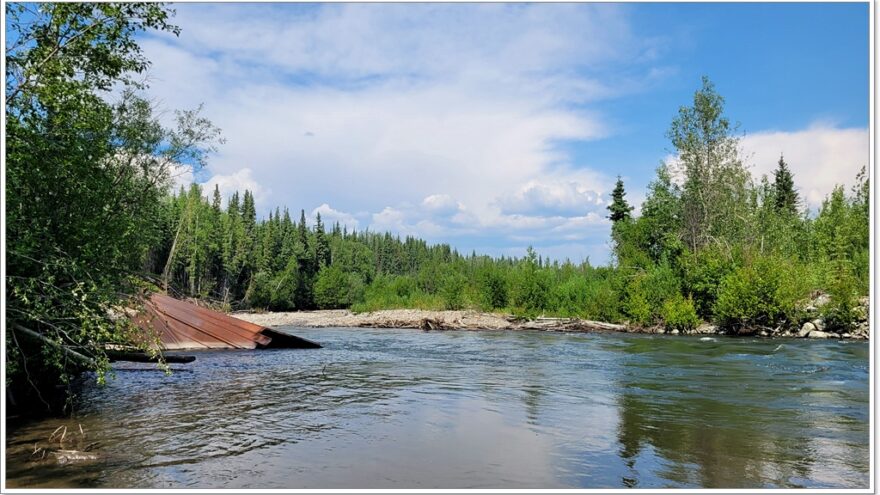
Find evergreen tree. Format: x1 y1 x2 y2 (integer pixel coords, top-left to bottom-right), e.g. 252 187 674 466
772 154 799 215
607 176 634 222
315 212 331 268
211 184 222 213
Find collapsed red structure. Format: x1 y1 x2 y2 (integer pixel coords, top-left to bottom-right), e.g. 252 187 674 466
138 293 321 350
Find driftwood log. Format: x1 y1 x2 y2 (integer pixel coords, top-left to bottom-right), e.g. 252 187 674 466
106 350 196 363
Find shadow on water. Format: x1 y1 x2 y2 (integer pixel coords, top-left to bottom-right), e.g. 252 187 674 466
4 328 869 489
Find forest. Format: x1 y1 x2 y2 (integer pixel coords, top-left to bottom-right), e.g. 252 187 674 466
154 78 869 335
5 4 870 408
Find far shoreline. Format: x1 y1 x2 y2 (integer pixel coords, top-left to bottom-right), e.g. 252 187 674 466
231 307 869 340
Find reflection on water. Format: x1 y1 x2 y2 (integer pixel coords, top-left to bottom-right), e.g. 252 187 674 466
5 328 869 488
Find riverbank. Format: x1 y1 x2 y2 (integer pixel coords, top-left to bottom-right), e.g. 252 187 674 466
232 303 870 339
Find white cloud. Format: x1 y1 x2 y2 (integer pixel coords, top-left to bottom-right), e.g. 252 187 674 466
311 203 360 231
422 194 461 215
740 124 869 207
137 4 675 264
202 168 268 206
495 177 606 216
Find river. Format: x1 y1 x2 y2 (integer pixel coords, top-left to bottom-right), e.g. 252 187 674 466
5 328 870 489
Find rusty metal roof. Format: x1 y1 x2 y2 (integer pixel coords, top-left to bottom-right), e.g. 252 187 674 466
138 294 320 350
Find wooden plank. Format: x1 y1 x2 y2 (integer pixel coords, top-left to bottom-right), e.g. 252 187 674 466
146 304 245 350
159 310 257 349
150 299 269 348
152 295 272 346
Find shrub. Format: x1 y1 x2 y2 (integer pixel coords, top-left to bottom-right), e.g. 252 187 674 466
477 267 508 310
511 252 551 314
680 246 736 319
268 267 298 311
440 271 467 310
661 294 700 331
622 263 679 326
580 277 623 322
314 265 350 309
245 270 273 309
625 290 652 326
713 255 808 329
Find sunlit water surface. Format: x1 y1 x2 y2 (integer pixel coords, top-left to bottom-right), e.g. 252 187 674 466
5 328 870 488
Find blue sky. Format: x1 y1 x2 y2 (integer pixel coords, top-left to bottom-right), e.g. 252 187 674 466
140 3 869 265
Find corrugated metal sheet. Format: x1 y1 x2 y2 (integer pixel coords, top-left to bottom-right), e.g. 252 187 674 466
137 294 320 350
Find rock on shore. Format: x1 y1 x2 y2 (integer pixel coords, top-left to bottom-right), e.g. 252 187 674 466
232 293 869 340
233 309 630 333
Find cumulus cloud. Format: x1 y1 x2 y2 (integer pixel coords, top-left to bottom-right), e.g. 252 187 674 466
422 194 461 215
740 124 869 207
311 203 360 230
137 4 674 264
202 168 269 206
495 178 606 216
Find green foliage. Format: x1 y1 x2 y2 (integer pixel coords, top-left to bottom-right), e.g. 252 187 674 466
5 3 223 407
713 255 808 330
477 265 509 310
607 176 634 222
244 271 273 309
314 265 352 309
510 247 552 316
661 294 700 332
679 246 735 319
624 290 653 327
667 76 750 252
440 269 467 310
622 263 680 326
772 154 799 216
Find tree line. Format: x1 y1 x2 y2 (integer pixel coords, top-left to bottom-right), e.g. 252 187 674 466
152 81 868 337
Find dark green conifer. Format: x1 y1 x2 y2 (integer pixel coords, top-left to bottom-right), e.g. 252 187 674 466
607 176 634 222
773 154 799 215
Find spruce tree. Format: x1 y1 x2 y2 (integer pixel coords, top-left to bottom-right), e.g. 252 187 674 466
315 213 331 268
772 154 799 215
211 184 222 212
607 176 634 222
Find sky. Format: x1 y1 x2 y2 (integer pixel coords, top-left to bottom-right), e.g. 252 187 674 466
138 2 870 265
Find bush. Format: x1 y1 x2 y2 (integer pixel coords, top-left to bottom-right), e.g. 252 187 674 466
821 250 861 332
314 265 350 309
713 255 807 329
622 263 680 326
680 246 736 319
245 270 273 309
580 276 623 322
268 266 298 311
661 294 700 331
511 251 551 314
440 271 467 310
477 267 508 310
624 289 652 326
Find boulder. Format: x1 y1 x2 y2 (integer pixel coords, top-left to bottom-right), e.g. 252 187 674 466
814 293 831 308
853 322 870 338
798 322 816 338
694 323 718 334
803 293 831 313
811 319 825 332
669 329 679 335
807 330 833 339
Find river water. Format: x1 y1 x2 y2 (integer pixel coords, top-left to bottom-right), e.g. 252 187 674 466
5 328 871 489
